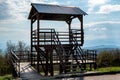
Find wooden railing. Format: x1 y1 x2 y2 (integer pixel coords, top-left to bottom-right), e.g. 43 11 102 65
32 28 55 45
52 50 97 65
10 50 20 77
32 28 83 45
84 50 97 62
14 51 30 62
70 29 83 45
10 51 30 77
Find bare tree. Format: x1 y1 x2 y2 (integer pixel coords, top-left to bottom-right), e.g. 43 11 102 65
6 40 16 54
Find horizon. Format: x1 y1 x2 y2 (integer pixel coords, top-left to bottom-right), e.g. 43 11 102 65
0 0 120 51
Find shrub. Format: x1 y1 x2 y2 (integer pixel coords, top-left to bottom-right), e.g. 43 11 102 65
97 49 120 67
0 50 11 76
97 50 114 67
111 49 120 66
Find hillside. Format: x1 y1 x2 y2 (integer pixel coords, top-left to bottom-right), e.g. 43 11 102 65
84 45 120 53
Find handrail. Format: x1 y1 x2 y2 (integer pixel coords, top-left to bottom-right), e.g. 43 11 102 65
70 30 86 63
53 29 66 60
70 30 97 64
11 51 20 60
52 29 67 72
10 50 20 77
10 50 31 77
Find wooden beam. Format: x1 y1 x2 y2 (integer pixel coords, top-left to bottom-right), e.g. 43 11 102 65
45 47 48 76
37 15 40 72
31 18 33 65
50 50 54 76
66 20 72 44
78 15 84 46
31 12 38 18
32 18 36 23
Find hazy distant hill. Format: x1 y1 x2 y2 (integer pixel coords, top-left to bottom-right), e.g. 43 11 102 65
84 45 120 54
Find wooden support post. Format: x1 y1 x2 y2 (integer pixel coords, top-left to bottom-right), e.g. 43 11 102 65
90 64 92 71
84 63 86 70
59 64 63 74
49 47 54 76
31 19 33 66
65 20 72 73
94 52 97 69
12 65 18 77
66 20 72 44
78 15 84 46
45 47 48 76
31 18 37 66
37 17 40 72
94 63 97 69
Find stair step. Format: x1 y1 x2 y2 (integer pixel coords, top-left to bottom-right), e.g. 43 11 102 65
72 68 77 71
65 65 71 67
72 64 78 67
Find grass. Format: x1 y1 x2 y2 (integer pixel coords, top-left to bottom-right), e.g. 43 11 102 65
95 67 120 73
0 75 12 80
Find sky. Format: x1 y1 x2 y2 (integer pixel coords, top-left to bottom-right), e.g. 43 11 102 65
0 0 120 51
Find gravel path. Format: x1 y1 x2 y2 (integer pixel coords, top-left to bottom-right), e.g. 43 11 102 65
84 74 120 80
60 73 120 80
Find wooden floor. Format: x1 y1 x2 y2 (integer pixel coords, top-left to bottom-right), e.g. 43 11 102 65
18 60 95 79
19 62 44 80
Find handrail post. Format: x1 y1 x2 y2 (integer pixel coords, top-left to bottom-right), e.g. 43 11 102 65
18 59 20 77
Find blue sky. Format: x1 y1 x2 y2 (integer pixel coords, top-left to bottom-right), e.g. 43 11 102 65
0 0 120 50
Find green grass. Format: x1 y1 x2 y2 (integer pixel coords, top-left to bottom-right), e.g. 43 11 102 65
0 75 12 80
95 67 120 73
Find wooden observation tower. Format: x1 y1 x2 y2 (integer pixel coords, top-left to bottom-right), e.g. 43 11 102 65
28 3 96 76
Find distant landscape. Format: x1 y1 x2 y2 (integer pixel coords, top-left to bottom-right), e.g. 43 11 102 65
0 44 120 55
83 45 120 53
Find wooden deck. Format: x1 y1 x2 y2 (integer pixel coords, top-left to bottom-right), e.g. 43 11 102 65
18 60 95 79
19 62 44 80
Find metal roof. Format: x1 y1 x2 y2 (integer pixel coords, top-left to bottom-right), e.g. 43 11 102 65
32 3 87 15
28 3 87 20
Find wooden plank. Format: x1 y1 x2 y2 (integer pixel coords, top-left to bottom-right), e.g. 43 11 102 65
19 62 43 80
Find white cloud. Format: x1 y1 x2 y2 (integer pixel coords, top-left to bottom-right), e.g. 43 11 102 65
4 0 30 21
0 0 60 24
97 4 120 14
49 1 59 5
30 0 46 4
88 0 110 12
84 20 120 41
88 27 106 32
85 21 120 28
85 34 107 41
88 0 109 6
0 26 29 33
0 0 4 3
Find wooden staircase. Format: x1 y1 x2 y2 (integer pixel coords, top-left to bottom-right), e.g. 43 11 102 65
30 28 96 75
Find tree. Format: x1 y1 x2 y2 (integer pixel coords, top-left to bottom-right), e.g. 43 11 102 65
16 41 30 51
6 40 15 54
0 49 11 76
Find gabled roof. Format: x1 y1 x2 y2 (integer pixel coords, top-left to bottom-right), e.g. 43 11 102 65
28 3 87 21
